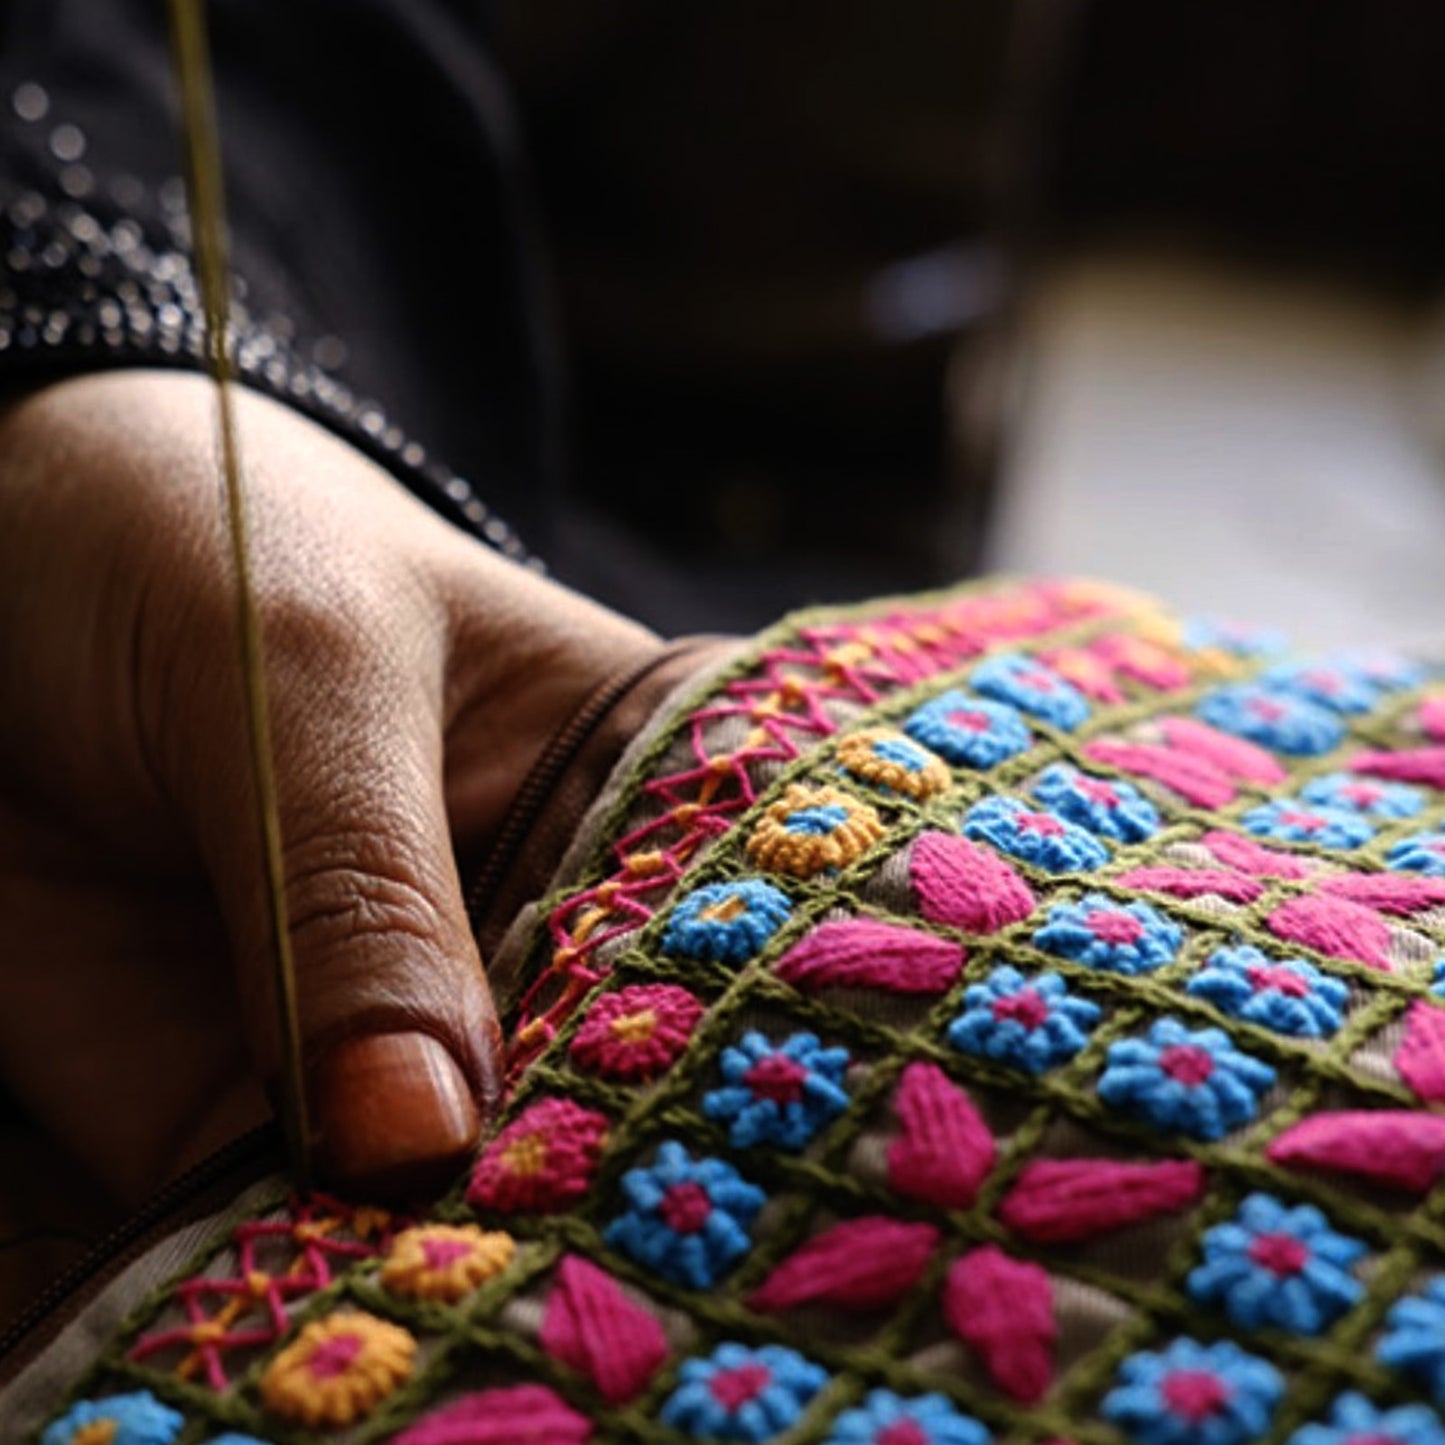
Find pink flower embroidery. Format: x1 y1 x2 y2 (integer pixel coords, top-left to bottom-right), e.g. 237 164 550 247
569 984 705 1081
467 1098 609 1214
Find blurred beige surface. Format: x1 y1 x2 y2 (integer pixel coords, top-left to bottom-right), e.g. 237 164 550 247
992 250 1445 650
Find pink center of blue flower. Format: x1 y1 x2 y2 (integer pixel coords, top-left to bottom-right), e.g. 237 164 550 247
1075 777 1121 806
1087 909 1146 945
1301 670 1343 694
1017 812 1066 837
709 1363 772 1409
743 1053 809 1106
660 1182 714 1234
1017 669 1057 692
1277 810 1324 833
1162 1370 1230 1421
1246 965 1312 999
947 709 993 733
992 989 1050 1030
1247 1232 1310 1277
1248 698 1287 722
1340 784 1381 807
1160 1044 1216 1086
878 1423 930 1445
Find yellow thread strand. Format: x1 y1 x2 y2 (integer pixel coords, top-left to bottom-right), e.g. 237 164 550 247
166 0 311 1185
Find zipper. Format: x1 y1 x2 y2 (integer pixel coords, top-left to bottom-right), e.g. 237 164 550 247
0 1122 281 1385
463 649 677 928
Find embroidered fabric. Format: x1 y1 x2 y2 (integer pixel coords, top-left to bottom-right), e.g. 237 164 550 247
17 576 1445 1445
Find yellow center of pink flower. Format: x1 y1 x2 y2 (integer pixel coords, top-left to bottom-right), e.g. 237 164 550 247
499 1131 549 1177
610 1008 659 1045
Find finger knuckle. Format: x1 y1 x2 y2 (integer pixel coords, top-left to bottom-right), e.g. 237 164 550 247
283 826 451 959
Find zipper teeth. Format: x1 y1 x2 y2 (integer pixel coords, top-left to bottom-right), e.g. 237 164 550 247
464 647 687 932
0 1123 280 1374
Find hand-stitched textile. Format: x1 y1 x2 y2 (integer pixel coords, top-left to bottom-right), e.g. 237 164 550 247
35 578 1445 1445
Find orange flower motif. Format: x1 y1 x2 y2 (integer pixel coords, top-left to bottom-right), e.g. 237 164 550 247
259 1310 415 1427
746 784 886 879
380 1224 516 1303
836 727 950 801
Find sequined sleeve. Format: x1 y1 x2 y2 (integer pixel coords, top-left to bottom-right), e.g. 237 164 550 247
0 73 535 565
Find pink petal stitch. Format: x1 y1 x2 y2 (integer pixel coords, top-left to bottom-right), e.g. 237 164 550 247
997 1158 1206 1243
774 918 965 995
1267 1111 1445 1193
1201 830 1312 880
1317 874 1445 917
1083 740 1236 810
1266 894 1392 971
748 1216 939 1313
887 1062 997 1209
539 1256 669 1404
1351 747 1445 789
1419 696 1445 742
1112 867 1263 905
1158 716 1288 784
943 1246 1056 1404
910 832 1036 935
393 1384 592 1444
1394 1002 1445 1106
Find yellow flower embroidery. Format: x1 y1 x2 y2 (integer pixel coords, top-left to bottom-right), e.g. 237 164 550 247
836 727 950 801
259 1310 415 1427
746 784 886 878
380 1224 516 1303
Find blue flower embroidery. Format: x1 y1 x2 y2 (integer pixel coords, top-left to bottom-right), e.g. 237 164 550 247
1031 763 1160 842
1341 649 1425 693
947 965 1100 1075
903 691 1033 769
824 1389 991 1445
1103 1338 1284 1445
1433 960 1445 998
1187 1193 1365 1334
1186 946 1347 1039
662 1342 828 1442
1261 660 1380 715
1388 832 1445 878
1378 1277 1445 1405
1300 772 1423 819
1033 893 1182 975
971 653 1090 731
1098 1018 1276 1141
605 1141 765 1288
1241 799 1374 851
963 796 1109 873
664 880 793 963
703 1031 851 1150
1287 1392 1445 1445
1196 685 1344 756
1183 617 1288 659
42 1394 184 1445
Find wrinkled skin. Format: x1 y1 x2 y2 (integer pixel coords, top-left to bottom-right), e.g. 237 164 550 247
0 371 658 1253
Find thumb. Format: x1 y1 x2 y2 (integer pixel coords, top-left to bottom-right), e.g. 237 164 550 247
180 588 500 1200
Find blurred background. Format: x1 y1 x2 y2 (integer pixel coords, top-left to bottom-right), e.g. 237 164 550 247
490 0 1445 647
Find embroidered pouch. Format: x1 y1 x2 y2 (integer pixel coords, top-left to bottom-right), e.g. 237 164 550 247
8 576 1445 1445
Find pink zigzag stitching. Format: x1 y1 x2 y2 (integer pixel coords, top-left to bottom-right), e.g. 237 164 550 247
128 1195 397 1391
506 581 1147 1077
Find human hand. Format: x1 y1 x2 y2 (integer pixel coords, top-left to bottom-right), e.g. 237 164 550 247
0 370 660 1209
